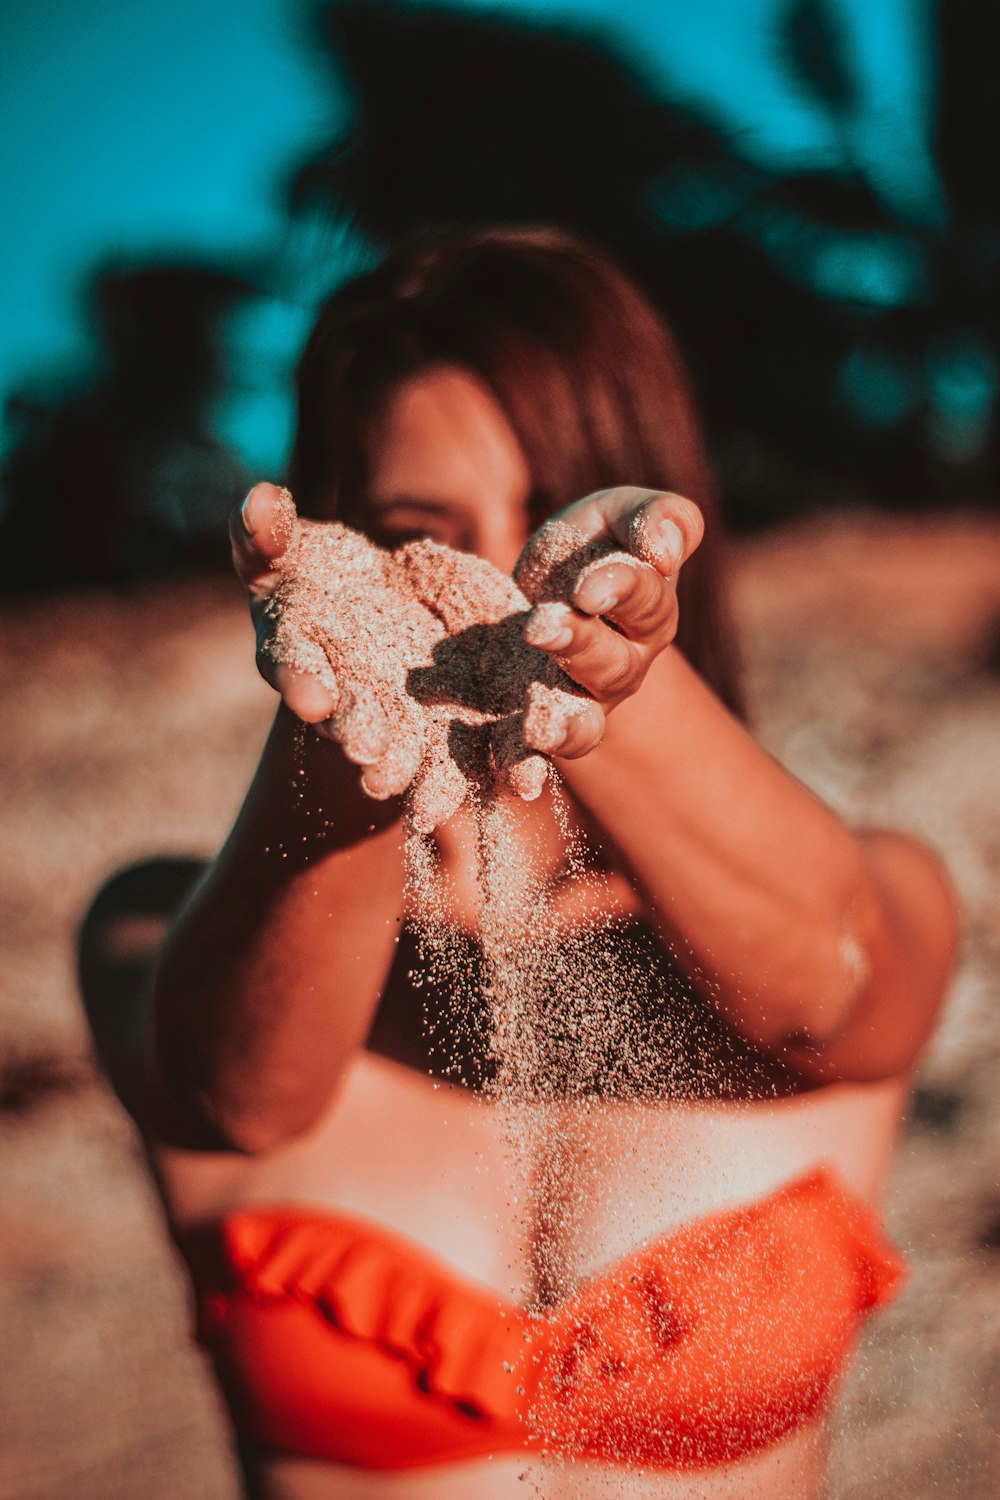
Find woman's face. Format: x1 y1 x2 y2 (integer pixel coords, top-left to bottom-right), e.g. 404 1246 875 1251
359 364 534 573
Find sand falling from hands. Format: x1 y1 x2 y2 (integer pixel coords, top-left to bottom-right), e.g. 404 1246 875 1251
266 507 732 1483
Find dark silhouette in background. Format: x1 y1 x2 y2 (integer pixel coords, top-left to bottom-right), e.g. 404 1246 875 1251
290 0 999 525
290 0 855 522
78 858 207 1122
2 0 998 586
1 264 253 587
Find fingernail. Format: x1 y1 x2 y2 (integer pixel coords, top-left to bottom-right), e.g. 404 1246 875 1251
532 623 573 650
657 520 684 570
240 488 261 536
525 603 572 650
581 591 617 616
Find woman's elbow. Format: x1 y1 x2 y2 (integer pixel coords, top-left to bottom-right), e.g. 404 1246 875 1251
781 837 960 1081
152 1028 332 1155
169 1075 330 1155
208 1102 320 1156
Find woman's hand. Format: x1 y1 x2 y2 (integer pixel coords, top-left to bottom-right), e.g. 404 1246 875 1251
232 482 440 809
232 482 432 803
514 487 704 757
229 482 584 829
230 482 341 727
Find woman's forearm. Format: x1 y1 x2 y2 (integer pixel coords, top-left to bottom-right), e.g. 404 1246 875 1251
558 646 950 1069
153 708 405 1150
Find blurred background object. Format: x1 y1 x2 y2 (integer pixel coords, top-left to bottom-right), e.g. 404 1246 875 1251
4 0 1000 586
1 3 999 1499
2 263 255 585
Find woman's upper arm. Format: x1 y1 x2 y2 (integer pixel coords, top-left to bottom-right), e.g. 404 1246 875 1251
789 830 960 1083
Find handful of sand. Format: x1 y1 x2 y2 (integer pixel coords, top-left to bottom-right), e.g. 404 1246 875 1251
263 516 612 832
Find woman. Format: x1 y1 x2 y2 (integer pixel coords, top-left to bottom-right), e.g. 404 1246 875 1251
127 229 955 1497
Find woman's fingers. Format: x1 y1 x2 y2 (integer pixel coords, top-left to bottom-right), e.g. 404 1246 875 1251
539 615 639 701
515 489 703 607
524 554 677 705
241 485 348 726
522 682 606 759
572 488 704 577
515 489 694 716
526 601 649 704
319 689 390 766
359 725 425 801
623 491 704 576
551 698 606 758
268 662 340 724
571 554 677 645
256 609 341 717
491 713 549 799
230 483 298 599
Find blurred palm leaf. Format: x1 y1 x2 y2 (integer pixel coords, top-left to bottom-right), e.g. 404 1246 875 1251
778 0 859 120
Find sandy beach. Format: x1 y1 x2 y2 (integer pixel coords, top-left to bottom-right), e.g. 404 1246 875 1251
1 511 998 1499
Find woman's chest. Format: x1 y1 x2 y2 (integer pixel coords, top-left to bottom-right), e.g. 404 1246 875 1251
157 1053 534 1294
154 1051 905 1304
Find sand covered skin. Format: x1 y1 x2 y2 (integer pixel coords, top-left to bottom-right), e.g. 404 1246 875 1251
261 513 631 833
263 505 675 1105
265 509 699 1479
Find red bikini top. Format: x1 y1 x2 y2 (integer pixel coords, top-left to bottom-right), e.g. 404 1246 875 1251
184 1167 904 1472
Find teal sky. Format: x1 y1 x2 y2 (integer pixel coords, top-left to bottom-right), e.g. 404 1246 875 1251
1 0 937 469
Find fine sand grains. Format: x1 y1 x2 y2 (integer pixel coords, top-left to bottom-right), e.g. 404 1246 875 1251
263 507 643 1078
267 513 677 1480
263 513 604 833
265 504 670 1079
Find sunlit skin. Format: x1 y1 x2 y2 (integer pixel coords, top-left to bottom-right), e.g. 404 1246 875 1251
237 367 700 759
233 367 701 925
148 365 959 1500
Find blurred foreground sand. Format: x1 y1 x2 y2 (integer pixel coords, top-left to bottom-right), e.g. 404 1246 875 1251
1 511 998 1499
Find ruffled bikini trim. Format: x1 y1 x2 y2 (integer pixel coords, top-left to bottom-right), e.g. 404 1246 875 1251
211 1208 529 1424
195 1165 906 1467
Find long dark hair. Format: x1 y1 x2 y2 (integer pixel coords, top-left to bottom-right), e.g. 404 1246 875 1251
289 227 744 717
